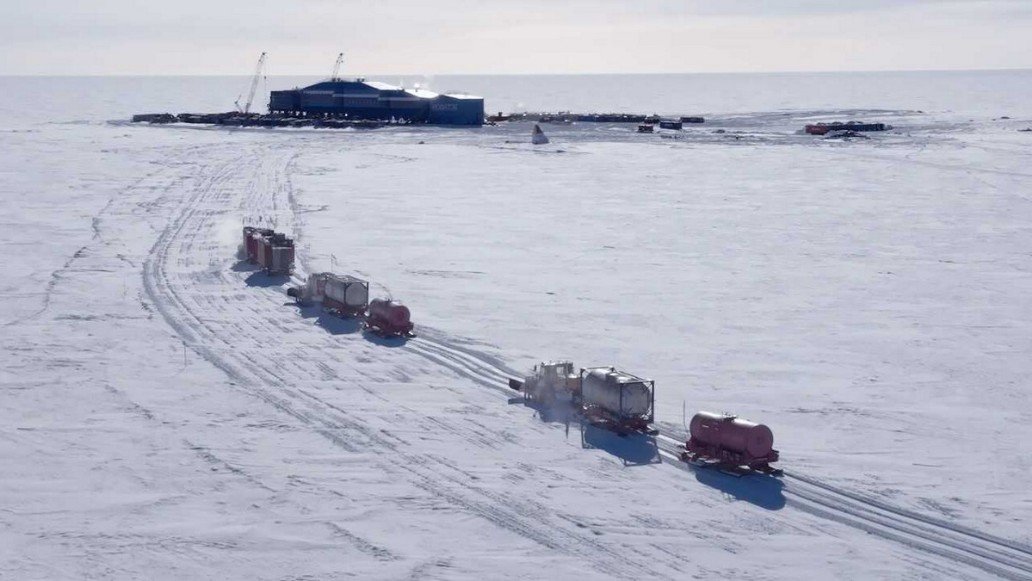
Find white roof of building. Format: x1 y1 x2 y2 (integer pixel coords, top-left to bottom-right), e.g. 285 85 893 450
363 80 402 91
441 92 483 100
407 88 440 99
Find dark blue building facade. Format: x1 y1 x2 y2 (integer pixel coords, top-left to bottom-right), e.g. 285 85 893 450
269 80 484 126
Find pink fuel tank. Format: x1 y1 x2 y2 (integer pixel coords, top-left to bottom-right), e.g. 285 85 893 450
368 299 411 328
689 411 774 458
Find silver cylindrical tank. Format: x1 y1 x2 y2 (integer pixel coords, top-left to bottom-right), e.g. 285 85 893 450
581 367 652 417
325 275 369 308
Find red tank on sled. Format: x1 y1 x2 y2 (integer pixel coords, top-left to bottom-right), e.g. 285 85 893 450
680 411 781 475
364 298 415 338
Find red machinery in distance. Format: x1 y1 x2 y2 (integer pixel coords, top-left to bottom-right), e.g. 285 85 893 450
680 411 781 476
242 226 273 263
287 274 416 338
242 226 294 276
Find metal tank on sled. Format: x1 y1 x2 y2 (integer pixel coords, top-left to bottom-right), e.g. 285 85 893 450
288 272 369 317
364 298 415 338
680 411 782 476
508 362 657 436
580 366 657 436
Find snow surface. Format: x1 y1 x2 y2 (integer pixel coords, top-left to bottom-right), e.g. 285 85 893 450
2 75 1032 580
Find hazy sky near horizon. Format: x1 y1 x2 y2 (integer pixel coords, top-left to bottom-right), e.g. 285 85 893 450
3 0 1030 75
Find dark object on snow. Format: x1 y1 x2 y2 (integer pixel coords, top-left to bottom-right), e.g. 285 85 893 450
805 122 888 135
824 129 869 140
131 113 176 124
658 119 683 130
637 123 654 133
680 116 705 124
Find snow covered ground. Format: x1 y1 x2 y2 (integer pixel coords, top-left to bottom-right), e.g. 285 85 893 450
2 76 1032 580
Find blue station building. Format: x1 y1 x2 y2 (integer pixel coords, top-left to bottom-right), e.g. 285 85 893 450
269 79 484 125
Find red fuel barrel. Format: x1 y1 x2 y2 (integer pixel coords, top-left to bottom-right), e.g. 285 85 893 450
689 411 774 458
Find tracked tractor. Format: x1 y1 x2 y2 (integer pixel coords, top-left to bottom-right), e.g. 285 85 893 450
508 361 582 408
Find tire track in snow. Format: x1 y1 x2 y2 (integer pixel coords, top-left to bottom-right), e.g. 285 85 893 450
653 435 1032 580
281 139 1032 579
140 139 670 580
144 137 1032 580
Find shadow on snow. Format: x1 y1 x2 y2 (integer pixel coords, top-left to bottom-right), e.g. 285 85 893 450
508 396 661 466
314 312 362 335
244 270 289 288
690 465 786 511
361 331 409 348
291 303 408 345
580 424 661 467
231 260 258 273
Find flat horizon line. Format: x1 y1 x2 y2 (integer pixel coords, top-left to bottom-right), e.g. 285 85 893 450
1 67 1030 78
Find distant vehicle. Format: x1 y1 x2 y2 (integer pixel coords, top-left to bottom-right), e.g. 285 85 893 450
637 124 654 133
287 273 415 338
805 122 888 135
658 119 683 130
509 362 657 435
242 226 294 275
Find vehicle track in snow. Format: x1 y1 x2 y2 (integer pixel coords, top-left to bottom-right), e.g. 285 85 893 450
653 434 1032 580
279 137 1032 580
137 137 1032 580
138 140 677 580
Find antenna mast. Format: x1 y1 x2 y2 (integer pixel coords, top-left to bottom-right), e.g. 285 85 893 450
331 52 344 81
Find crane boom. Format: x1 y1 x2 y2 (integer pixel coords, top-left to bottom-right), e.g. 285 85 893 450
236 52 266 114
331 52 344 81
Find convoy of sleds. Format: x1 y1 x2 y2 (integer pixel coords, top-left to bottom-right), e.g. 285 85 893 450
241 224 781 476
241 226 414 338
508 361 781 476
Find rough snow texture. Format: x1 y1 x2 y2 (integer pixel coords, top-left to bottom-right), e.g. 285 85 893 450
2 75 1032 580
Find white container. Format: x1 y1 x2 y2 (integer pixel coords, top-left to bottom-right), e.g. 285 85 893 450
325 274 369 308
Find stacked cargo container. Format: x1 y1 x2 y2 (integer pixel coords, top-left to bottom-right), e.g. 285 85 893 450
242 226 294 275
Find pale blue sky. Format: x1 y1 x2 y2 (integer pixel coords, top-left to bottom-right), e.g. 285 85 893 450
3 0 1030 74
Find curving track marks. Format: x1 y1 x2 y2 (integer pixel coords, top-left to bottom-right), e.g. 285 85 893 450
138 138 1032 580
139 140 675 580
652 435 1032 580
782 472 1032 581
